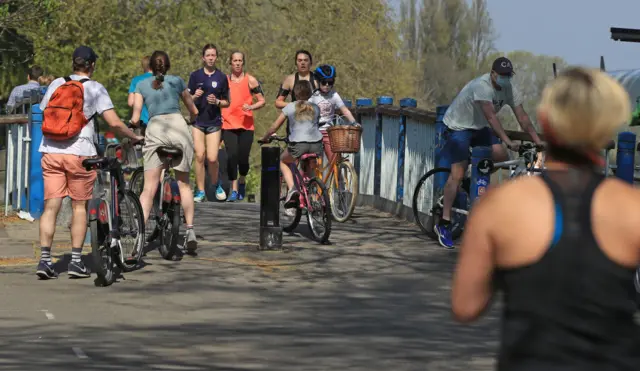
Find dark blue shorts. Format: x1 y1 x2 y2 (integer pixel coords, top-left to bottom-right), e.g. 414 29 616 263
193 123 221 135
442 127 501 164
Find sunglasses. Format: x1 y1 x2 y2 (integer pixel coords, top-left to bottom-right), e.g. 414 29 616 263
321 80 335 86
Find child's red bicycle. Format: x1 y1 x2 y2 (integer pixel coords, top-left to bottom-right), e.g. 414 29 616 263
258 135 332 244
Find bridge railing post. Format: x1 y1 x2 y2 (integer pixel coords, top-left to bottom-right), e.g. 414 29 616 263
470 146 493 204
375 96 393 198
398 98 417 204
616 131 636 184
29 103 44 218
434 105 450 196
259 145 282 250
354 98 372 180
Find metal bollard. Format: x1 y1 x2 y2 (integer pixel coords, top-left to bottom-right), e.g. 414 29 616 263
259 146 282 250
616 132 636 184
470 146 493 204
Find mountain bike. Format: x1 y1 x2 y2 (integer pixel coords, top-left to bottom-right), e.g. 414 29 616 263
315 115 360 223
412 142 544 241
83 145 145 287
258 135 332 243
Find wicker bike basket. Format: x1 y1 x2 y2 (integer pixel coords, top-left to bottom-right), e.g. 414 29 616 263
326 125 363 154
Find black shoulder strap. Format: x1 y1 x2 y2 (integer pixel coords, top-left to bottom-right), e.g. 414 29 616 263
63 76 71 82
310 73 317 88
79 78 90 84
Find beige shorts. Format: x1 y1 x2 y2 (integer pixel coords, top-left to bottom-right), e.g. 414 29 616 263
42 153 97 201
143 113 194 172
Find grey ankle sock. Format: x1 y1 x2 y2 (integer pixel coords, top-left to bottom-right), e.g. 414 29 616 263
40 247 52 264
71 247 82 263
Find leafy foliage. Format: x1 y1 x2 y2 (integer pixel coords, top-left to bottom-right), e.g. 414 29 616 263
3 0 570 194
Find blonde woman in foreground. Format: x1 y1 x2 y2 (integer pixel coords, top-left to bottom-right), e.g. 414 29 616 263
452 67 640 370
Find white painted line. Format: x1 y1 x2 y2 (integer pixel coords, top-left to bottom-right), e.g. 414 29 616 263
40 310 55 320
72 347 89 359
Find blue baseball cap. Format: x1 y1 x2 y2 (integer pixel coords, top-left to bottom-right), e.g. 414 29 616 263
73 46 99 62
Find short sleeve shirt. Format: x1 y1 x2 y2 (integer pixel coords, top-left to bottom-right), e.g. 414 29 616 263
308 90 345 130
187 68 229 127
443 73 524 131
134 75 186 118
128 72 153 124
282 102 323 143
38 75 115 156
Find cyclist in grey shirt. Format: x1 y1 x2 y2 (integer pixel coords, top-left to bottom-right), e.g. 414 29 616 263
260 80 322 207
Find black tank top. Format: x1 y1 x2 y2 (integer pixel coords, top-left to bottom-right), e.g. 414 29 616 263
291 72 317 102
494 168 640 371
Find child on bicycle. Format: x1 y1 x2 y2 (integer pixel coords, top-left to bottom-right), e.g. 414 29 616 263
260 80 322 208
308 64 359 161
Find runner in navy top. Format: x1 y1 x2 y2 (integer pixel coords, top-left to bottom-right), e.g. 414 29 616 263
452 67 640 370
188 43 230 202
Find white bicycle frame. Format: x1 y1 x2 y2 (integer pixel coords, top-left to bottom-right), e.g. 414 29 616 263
442 146 543 217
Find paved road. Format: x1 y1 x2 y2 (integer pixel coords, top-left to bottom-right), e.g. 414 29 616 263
0 203 500 370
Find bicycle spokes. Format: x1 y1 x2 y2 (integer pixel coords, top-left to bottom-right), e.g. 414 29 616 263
307 182 327 233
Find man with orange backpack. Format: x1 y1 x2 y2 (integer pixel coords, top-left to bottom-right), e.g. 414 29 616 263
35 46 143 280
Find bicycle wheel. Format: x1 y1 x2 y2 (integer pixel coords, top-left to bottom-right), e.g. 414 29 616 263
412 168 468 241
90 213 115 287
128 167 144 196
328 160 358 223
146 183 162 244
280 176 301 233
158 181 182 260
116 190 145 272
306 177 332 243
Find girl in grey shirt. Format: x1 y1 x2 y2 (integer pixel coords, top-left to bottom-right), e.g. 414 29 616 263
260 80 322 208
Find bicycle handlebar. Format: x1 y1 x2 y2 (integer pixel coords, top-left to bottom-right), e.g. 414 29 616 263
518 142 545 155
258 135 288 145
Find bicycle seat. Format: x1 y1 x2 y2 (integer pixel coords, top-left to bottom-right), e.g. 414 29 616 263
300 153 318 161
82 157 110 170
605 140 615 151
157 146 183 158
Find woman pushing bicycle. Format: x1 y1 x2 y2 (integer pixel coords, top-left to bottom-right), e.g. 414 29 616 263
131 50 199 253
452 67 640 370
260 80 322 208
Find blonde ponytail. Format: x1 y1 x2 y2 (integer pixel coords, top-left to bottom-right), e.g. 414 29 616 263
295 101 315 121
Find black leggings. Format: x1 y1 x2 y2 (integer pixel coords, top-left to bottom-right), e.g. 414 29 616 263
222 129 254 181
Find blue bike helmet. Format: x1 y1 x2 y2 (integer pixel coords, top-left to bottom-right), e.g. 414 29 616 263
314 64 336 81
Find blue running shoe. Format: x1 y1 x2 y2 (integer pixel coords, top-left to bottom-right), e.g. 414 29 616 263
227 191 239 202
194 190 206 203
238 183 246 200
36 261 58 280
434 223 454 249
215 183 227 201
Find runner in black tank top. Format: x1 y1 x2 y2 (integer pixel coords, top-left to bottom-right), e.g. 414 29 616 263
275 50 316 109
291 72 317 101
451 67 640 370
495 168 640 370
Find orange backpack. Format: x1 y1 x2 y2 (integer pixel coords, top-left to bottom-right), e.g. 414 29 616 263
42 76 93 140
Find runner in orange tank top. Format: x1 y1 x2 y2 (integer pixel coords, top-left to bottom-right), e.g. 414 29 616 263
221 51 266 201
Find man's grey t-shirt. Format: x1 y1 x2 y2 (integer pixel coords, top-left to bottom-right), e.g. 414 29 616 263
134 75 186 118
443 73 524 131
282 101 322 143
